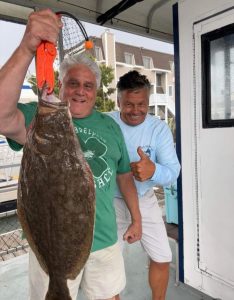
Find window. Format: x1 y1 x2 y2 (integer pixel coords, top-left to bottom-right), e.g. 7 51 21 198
124 52 134 65
202 23 234 127
157 105 165 120
143 56 153 69
156 73 164 94
148 106 155 115
94 46 103 61
156 73 162 86
168 85 173 96
169 61 174 71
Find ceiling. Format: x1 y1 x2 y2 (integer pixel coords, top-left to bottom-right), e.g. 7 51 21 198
0 0 177 43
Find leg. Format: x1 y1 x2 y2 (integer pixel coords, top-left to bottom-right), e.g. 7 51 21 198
28 250 49 300
81 243 126 300
149 260 170 300
139 190 172 300
112 198 130 300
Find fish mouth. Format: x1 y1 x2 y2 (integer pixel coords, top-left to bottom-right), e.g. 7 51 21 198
39 84 61 103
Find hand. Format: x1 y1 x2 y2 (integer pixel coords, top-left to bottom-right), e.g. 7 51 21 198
123 221 142 244
20 9 62 56
130 147 156 181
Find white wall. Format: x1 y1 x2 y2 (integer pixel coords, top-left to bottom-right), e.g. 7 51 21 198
179 0 234 299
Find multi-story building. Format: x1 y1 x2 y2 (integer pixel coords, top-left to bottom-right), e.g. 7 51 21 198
89 30 175 122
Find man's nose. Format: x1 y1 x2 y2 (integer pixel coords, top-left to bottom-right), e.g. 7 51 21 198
132 105 139 113
75 85 85 95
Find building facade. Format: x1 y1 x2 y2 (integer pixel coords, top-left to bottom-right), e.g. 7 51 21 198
89 30 175 122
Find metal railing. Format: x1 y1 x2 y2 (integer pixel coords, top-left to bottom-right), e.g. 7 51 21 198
0 139 28 261
0 139 22 203
0 209 29 261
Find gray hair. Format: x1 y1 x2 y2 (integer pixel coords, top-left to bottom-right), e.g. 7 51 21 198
59 52 101 87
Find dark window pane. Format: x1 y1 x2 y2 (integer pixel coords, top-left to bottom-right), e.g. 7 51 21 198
202 23 234 128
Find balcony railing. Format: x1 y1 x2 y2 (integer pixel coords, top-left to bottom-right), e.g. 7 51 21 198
149 93 169 104
149 94 175 116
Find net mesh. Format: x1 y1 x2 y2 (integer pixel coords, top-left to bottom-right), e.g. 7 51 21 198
58 14 88 62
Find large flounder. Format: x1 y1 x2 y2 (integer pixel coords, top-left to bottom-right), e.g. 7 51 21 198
17 94 95 300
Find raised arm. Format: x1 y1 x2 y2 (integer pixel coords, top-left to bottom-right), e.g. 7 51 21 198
117 172 142 243
0 9 62 144
130 123 180 186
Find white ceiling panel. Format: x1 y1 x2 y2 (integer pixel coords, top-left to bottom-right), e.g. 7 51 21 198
0 0 178 42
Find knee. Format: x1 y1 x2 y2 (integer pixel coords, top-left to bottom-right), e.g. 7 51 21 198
150 260 170 272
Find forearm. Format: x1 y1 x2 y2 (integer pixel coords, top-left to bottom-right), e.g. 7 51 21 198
0 46 33 138
117 172 141 223
151 124 181 186
150 161 180 186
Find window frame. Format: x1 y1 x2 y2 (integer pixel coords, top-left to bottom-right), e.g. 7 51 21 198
202 23 234 128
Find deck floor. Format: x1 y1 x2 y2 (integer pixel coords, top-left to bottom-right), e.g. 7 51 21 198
0 241 213 300
0 188 213 299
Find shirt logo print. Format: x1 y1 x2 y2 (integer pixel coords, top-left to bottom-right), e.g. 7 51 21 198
141 146 153 158
83 137 108 178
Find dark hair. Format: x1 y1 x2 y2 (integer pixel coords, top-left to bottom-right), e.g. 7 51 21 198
117 70 151 93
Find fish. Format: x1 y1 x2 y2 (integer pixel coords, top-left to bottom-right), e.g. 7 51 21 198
17 91 95 300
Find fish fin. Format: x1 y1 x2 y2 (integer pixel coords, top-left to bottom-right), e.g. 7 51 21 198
45 276 72 300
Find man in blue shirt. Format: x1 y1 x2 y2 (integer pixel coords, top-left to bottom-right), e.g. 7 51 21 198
110 70 180 300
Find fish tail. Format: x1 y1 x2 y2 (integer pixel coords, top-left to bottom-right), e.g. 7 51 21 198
45 276 72 300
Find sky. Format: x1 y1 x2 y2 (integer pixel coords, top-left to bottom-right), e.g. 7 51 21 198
0 19 173 74
84 22 174 54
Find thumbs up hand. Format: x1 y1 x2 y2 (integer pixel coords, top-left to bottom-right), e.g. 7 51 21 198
130 147 156 182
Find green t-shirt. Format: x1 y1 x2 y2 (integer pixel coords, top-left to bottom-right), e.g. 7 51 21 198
8 102 131 252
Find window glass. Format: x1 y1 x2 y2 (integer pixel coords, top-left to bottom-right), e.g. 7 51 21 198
148 106 155 115
169 85 173 96
95 46 102 61
143 56 152 69
124 52 134 65
156 73 165 93
210 34 234 120
157 105 165 120
156 74 162 86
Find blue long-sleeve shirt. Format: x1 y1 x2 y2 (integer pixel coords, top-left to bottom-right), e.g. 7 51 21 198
109 111 181 197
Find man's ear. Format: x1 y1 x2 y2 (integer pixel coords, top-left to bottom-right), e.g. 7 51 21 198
58 80 62 89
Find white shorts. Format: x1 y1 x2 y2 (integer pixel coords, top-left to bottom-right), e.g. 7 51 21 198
114 189 172 263
29 242 126 300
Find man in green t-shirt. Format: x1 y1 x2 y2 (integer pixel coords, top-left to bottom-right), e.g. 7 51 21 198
0 9 142 300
